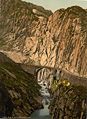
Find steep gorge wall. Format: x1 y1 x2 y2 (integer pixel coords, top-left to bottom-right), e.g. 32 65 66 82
0 52 42 117
0 1 87 118
49 70 87 119
0 0 87 77
50 83 87 119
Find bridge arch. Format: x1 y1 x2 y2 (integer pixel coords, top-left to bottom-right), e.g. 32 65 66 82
22 64 61 82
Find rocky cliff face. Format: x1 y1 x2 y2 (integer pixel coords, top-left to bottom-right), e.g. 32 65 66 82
49 68 87 119
50 81 87 119
0 0 87 77
0 0 87 118
0 52 42 117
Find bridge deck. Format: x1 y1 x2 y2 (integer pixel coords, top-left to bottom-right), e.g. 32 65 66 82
21 64 87 87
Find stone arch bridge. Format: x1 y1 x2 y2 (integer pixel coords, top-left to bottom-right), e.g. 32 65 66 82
21 64 60 80
21 64 87 88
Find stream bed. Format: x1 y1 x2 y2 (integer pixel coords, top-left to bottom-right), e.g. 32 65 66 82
31 81 51 119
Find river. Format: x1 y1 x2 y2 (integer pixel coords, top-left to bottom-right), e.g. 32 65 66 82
31 80 51 119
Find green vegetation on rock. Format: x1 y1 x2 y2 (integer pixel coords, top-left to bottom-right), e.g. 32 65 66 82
0 52 42 117
50 78 87 119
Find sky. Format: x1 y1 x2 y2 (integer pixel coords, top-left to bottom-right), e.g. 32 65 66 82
22 0 87 12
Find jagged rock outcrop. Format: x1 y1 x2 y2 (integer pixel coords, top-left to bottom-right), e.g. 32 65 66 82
0 52 42 117
50 83 87 119
0 0 87 77
49 72 87 119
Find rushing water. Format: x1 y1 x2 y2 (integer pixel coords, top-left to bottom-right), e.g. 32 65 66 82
31 81 51 119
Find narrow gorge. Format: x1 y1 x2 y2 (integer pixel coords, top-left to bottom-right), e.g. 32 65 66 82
0 0 87 118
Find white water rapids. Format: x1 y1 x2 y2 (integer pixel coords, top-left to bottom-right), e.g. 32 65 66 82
31 80 51 119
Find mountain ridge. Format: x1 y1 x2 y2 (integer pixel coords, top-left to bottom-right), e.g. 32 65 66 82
0 0 87 77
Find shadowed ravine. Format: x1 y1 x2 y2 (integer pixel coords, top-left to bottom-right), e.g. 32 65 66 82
31 79 51 119
0 0 87 118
